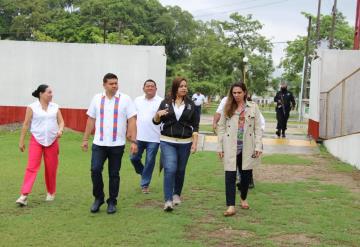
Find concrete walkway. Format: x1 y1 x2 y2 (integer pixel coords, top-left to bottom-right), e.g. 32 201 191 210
198 114 319 155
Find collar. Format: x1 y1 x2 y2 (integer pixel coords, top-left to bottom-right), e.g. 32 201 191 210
246 101 252 107
36 100 53 107
102 91 120 99
143 94 158 101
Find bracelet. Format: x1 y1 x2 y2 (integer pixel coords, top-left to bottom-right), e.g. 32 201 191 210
130 140 137 145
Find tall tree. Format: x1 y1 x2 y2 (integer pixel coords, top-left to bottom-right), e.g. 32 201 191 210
280 12 353 95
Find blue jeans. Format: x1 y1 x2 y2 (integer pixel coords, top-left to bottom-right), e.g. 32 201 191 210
130 141 160 188
91 144 125 205
160 141 192 202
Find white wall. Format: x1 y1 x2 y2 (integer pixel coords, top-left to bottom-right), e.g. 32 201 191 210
318 49 360 93
0 41 167 108
309 58 321 122
324 133 360 169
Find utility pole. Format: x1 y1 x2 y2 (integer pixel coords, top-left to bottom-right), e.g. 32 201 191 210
329 0 337 49
103 20 107 44
299 16 312 121
354 0 360 49
303 16 312 100
315 0 322 46
118 21 122 42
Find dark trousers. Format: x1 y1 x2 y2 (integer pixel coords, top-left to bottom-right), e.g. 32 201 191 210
225 153 252 206
276 109 290 132
91 144 125 205
194 105 202 125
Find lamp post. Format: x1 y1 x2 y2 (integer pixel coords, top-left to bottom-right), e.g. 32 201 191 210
243 56 249 84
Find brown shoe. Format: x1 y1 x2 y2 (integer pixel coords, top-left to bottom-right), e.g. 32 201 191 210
141 187 150 194
223 206 236 217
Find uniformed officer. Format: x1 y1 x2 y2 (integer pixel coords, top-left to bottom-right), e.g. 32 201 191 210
274 82 296 138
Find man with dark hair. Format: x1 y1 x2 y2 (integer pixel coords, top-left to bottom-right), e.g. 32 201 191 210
130 79 162 194
82 73 138 214
192 91 206 125
274 82 296 138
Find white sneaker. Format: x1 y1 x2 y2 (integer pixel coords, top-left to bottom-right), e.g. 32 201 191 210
163 201 174 212
173 194 181 205
45 193 55 201
16 195 28 206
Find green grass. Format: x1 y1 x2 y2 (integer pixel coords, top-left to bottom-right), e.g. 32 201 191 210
261 111 299 122
1 131 359 246
319 144 358 173
201 102 217 115
199 124 214 133
262 154 313 165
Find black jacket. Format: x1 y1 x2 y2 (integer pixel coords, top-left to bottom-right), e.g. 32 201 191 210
274 89 296 112
153 96 199 139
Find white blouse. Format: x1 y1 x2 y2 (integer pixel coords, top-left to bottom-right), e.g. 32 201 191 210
173 102 185 121
29 101 59 146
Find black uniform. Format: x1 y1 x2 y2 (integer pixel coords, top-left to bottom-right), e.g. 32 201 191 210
274 88 296 137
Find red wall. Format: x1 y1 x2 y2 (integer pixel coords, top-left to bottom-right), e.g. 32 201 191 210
308 119 319 140
0 106 87 132
0 106 26 125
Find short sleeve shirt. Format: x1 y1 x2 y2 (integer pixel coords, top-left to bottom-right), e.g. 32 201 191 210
134 95 163 143
87 91 136 146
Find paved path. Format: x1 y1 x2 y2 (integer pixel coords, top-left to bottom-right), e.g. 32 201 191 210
198 114 318 155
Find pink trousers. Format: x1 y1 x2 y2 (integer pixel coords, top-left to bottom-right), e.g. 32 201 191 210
20 135 59 195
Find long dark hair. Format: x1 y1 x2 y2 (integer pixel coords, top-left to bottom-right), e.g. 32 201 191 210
169 77 188 101
32 84 49 98
224 82 247 118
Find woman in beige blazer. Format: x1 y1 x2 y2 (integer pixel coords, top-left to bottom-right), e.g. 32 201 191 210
217 82 263 216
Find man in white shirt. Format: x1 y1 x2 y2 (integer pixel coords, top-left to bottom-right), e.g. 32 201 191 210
192 91 206 125
130 79 162 194
82 73 138 214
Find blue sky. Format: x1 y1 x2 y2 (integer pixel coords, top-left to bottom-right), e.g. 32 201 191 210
159 0 357 66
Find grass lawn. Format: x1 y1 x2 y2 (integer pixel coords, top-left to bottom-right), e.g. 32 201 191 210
199 124 214 133
261 154 313 165
1 131 359 246
261 111 300 123
201 102 218 116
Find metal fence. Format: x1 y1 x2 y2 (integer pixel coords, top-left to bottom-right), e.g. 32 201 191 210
320 67 360 139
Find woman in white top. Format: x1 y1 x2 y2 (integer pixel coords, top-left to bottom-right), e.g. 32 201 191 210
16 84 64 206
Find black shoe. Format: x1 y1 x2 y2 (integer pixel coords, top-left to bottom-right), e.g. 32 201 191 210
90 199 104 213
276 130 280 137
282 132 286 138
249 180 255 189
107 203 117 214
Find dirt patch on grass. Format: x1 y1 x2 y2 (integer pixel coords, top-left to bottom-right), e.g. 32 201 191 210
255 155 360 194
270 233 320 247
187 223 255 247
134 199 163 208
209 227 255 239
0 123 22 132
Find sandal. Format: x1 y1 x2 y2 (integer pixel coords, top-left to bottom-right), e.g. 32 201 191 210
223 207 236 217
240 200 250 209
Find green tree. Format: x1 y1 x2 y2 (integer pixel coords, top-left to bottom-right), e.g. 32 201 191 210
281 12 354 95
220 13 274 96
